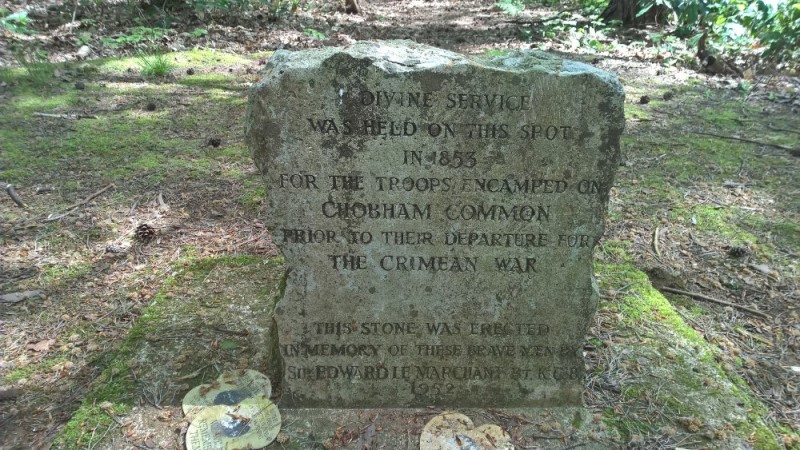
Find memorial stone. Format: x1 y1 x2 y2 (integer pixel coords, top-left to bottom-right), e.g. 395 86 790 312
246 41 624 408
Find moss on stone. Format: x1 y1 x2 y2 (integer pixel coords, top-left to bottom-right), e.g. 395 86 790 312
594 262 783 449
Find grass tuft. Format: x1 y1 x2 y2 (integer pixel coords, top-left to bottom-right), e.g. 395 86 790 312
15 49 53 85
137 51 174 78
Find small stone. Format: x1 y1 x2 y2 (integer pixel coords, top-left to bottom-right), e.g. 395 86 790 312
77 45 91 59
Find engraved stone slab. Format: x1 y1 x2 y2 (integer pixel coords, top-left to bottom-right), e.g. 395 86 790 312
246 41 624 408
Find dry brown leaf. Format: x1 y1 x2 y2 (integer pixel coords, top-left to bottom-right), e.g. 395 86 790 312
27 339 55 352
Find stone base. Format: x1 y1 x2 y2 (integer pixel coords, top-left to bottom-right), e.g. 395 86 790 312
275 407 611 449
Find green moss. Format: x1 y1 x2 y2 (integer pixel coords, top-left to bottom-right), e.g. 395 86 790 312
174 49 255 66
53 255 283 449
596 263 781 447
98 48 254 75
53 404 121 449
669 205 760 248
239 182 266 210
598 240 633 263
482 49 513 57
4 356 68 383
625 103 651 121
602 411 652 441
11 91 80 114
40 262 92 285
743 216 800 253
179 73 239 89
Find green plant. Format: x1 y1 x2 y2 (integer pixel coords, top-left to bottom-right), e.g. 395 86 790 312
75 31 93 46
303 28 326 39
15 48 53 84
0 9 34 34
496 0 525 16
189 27 208 38
635 0 800 64
266 0 299 20
101 26 169 48
137 51 174 77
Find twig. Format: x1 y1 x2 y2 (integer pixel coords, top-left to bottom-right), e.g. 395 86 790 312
660 287 770 319
43 183 115 223
694 131 794 151
233 231 267 248
33 112 97 120
5 184 27 207
652 225 661 257
767 123 800 135
503 9 582 24
175 364 212 381
211 326 250 336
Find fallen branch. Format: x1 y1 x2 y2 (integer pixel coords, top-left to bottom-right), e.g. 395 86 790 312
694 131 794 151
33 112 97 120
660 287 770 319
233 231 267 248
503 9 581 24
43 183 115 223
767 124 800 135
5 184 27 208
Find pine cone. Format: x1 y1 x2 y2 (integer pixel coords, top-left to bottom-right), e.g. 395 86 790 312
135 224 156 242
727 246 748 258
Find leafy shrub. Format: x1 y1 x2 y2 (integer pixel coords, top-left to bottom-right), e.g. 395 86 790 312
0 9 34 34
303 28 326 39
637 0 800 63
495 0 525 16
101 26 169 48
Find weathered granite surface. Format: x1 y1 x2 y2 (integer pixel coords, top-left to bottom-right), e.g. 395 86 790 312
246 41 624 408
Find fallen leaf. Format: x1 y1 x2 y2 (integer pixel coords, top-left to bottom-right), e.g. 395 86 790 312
749 264 775 276
27 339 55 352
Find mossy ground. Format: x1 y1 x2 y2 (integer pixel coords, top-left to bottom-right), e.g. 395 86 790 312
0 49 280 448
1 28 798 450
50 255 285 449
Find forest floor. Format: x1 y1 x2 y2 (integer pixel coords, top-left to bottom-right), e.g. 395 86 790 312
1 0 799 449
